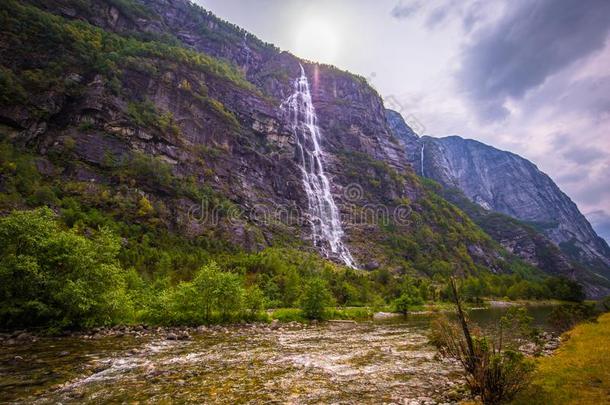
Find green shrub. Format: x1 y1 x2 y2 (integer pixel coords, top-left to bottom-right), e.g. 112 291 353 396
243 286 266 319
431 312 535 404
300 277 333 320
0 208 132 329
145 261 246 325
325 307 372 320
393 284 423 315
271 308 304 322
543 277 585 302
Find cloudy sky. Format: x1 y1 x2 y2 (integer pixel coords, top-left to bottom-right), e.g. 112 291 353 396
197 0 610 242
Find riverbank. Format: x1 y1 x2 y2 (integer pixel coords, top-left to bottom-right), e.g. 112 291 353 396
1 305 567 404
1 300 566 339
512 312 610 404
0 314 468 404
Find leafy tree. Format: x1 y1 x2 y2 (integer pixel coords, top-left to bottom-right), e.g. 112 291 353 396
214 270 244 319
544 277 585 302
0 208 132 329
461 277 487 303
393 283 423 315
190 261 241 321
300 277 333 320
243 286 265 318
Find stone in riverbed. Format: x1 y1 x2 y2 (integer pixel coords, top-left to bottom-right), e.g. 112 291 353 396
15 332 32 341
177 331 191 340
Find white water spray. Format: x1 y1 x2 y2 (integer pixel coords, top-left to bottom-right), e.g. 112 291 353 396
420 143 425 177
282 65 356 268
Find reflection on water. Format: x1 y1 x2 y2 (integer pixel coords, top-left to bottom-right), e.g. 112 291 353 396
0 306 556 404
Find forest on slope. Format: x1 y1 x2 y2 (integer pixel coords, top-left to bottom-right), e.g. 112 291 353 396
0 0 588 330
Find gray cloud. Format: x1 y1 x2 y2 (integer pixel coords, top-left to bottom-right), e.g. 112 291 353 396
457 0 610 122
425 6 450 28
562 146 606 165
525 74 610 121
556 170 588 185
391 0 491 32
391 0 423 19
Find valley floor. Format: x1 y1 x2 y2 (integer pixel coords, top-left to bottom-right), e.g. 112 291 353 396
512 312 610 405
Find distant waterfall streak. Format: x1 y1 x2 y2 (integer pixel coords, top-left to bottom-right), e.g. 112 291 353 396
420 144 425 177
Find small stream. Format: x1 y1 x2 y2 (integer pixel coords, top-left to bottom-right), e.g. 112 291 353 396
0 307 556 404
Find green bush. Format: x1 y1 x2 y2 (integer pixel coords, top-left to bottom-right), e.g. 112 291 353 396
300 277 333 320
393 283 423 315
431 310 536 404
243 286 266 319
325 307 373 320
0 208 132 330
145 261 246 324
271 308 304 322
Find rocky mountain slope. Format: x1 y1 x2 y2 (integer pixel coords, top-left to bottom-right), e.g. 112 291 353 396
0 0 524 280
386 110 610 295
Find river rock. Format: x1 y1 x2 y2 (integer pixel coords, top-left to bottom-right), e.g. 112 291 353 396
373 312 399 320
177 331 191 340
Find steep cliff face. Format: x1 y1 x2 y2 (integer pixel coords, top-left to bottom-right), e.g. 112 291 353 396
0 0 511 276
437 187 610 298
386 110 610 290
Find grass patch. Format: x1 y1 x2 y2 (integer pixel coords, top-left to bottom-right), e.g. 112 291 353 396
512 312 610 404
270 307 374 322
270 308 304 322
326 307 373 320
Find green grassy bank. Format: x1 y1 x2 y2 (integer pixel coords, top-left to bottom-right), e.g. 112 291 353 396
512 312 610 404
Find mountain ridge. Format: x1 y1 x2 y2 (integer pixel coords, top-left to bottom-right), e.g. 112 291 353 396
385 109 610 296
0 0 605 300
1 0 515 276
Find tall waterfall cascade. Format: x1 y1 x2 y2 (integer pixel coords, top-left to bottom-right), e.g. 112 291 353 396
282 65 357 268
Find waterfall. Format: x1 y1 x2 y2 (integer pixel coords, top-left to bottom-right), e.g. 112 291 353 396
282 64 357 268
242 33 251 67
420 143 425 177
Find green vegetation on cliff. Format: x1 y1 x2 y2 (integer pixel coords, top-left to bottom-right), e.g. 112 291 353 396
0 0 589 331
0 0 254 119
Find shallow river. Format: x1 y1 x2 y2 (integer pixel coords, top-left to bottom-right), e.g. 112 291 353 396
0 306 555 404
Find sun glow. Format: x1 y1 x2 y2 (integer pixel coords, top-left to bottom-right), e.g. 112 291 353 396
294 18 339 64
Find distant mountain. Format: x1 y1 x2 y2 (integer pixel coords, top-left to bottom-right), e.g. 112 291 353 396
387 110 610 296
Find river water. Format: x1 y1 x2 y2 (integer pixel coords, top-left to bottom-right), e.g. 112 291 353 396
0 306 555 404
